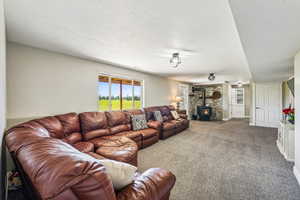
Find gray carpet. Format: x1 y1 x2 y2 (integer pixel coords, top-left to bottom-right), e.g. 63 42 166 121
138 120 300 200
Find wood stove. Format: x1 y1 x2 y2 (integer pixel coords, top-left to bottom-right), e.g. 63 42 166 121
197 106 212 121
196 88 212 121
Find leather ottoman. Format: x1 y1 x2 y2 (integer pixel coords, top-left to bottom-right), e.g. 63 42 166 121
96 137 138 166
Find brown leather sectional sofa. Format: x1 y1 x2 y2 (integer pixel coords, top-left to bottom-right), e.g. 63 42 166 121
5 105 189 200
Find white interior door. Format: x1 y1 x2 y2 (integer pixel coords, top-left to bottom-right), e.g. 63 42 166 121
231 87 245 118
255 83 281 128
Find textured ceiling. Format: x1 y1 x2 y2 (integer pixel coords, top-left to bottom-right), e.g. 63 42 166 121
229 0 300 82
4 0 251 83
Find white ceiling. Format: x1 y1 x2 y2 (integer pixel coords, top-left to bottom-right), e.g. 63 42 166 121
229 0 300 82
4 0 252 84
6 1 299 84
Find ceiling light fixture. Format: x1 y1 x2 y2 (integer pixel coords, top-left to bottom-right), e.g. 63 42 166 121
208 73 215 81
170 52 181 68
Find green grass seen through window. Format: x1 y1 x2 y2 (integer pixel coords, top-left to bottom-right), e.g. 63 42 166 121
98 100 141 111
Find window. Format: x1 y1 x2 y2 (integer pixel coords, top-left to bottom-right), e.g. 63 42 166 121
98 75 143 111
231 88 244 105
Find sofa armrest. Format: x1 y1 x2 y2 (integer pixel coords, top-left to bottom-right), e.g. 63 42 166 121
179 114 188 119
147 121 162 130
177 110 186 115
117 168 176 200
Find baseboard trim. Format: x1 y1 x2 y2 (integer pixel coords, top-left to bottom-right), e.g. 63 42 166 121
293 166 300 186
223 118 230 121
249 122 255 126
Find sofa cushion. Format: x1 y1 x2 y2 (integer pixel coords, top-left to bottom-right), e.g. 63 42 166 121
131 114 148 131
138 128 158 139
110 124 131 134
106 111 130 127
35 116 64 139
95 137 138 166
163 122 177 130
62 132 82 144
124 109 144 115
89 137 115 148
147 121 162 130
84 129 110 141
73 141 94 153
115 131 142 140
55 113 81 135
79 112 110 140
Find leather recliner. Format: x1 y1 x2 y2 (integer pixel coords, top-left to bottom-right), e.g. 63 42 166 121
143 105 189 139
124 109 160 148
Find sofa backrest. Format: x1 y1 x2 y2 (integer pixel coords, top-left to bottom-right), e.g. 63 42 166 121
105 111 131 134
124 109 144 116
159 106 174 122
143 106 160 121
32 113 82 145
144 106 174 122
55 113 82 144
79 112 110 140
34 116 65 139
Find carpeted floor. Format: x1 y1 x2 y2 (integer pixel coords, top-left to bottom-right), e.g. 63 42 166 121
138 119 300 200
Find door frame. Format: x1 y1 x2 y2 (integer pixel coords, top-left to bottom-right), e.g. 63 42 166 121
251 82 282 128
230 87 245 118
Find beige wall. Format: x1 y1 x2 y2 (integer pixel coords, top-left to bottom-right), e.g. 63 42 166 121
294 51 300 185
7 42 181 119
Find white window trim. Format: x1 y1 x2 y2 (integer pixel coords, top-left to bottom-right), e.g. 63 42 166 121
98 73 144 111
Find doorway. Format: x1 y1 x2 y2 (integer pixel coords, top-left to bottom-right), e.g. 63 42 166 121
178 84 189 115
231 87 245 118
254 83 281 128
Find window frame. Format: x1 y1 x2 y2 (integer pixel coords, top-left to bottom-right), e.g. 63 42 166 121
231 87 245 105
98 73 144 111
